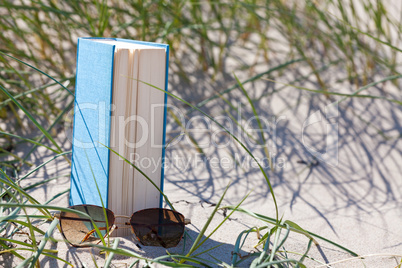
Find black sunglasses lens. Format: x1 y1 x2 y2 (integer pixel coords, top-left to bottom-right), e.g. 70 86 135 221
59 205 115 247
130 208 185 248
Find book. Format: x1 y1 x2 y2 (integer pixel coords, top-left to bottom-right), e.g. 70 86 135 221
69 37 168 235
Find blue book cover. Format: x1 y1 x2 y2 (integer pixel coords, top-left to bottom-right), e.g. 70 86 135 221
69 37 169 210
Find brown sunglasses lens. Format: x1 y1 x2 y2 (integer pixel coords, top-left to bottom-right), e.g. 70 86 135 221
130 208 185 248
59 205 115 247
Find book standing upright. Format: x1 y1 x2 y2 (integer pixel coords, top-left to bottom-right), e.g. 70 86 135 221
69 38 168 236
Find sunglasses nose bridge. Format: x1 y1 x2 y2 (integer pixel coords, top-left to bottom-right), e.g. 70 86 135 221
113 216 135 231
114 215 131 224
114 215 131 219
121 220 135 234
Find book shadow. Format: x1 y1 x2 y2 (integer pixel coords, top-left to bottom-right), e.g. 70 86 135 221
113 228 253 267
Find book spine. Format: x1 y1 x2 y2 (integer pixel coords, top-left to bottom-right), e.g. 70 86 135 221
69 38 115 207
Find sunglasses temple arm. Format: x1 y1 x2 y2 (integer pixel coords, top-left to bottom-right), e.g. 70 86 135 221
81 225 115 243
184 218 191 225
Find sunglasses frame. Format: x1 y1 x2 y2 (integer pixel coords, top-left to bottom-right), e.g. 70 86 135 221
53 205 190 248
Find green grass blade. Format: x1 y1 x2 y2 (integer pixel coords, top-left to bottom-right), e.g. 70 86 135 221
18 151 71 181
43 188 70 205
15 256 34 268
0 84 64 154
0 204 22 228
0 215 49 222
0 51 73 96
104 238 120 268
263 76 402 105
234 74 273 170
297 239 314 267
0 78 71 110
30 218 59 266
0 131 60 154
2 219 47 237
184 181 231 259
335 74 402 105
194 190 252 254
328 11 402 53
22 98 74 163
22 175 69 191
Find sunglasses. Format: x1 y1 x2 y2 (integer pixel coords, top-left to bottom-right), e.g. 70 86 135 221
53 205 190 248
